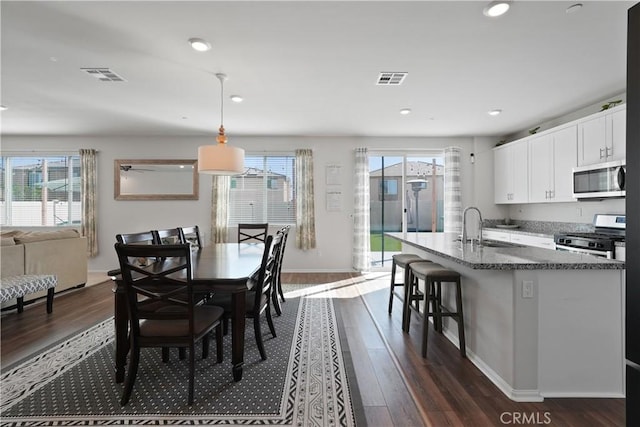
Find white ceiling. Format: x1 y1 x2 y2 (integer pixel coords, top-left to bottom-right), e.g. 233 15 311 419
0 1 634 138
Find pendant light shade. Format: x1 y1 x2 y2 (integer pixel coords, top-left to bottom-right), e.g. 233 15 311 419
198 73 245 175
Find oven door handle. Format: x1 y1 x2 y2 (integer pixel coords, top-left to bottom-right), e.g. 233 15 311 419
555 244 612 258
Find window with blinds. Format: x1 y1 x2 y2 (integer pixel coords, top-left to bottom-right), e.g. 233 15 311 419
1 155 81 227
229 155 296 225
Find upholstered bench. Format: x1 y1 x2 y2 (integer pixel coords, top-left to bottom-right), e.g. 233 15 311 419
0 274 57 313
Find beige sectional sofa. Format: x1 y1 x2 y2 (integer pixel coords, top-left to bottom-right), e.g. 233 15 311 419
1 229 88 306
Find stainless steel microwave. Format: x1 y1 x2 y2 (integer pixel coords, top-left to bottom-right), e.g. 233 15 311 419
573 160 625 199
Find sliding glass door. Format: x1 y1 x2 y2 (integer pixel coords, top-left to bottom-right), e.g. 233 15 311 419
369 153 444 269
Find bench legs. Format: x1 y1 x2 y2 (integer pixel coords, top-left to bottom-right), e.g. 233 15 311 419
46 287 54 314
12 288 54 314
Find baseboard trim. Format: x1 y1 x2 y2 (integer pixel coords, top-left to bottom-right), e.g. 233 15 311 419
440 328 544 403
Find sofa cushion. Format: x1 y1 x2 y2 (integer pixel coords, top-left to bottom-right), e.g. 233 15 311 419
1 237 16 246
14 229 80 244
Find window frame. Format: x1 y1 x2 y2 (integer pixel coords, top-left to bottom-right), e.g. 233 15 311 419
228 153 296 226
1 152 81 227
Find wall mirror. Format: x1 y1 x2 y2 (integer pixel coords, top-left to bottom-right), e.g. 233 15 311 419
114 159 199 200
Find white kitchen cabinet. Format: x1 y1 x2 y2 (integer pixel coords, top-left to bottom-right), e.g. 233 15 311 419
509 233 556 250
483 230 556 250
529 134 553 203
494 139 528 204
577 105 626 166
529 125 577 203
482 230 511 242
609 108 626 162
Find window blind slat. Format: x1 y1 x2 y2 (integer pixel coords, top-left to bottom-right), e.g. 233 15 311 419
229 155 296 225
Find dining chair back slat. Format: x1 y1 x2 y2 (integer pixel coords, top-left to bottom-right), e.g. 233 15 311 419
238 223 269 243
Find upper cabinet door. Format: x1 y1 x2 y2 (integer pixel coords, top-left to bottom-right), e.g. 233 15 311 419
511 140 529 203
577 105 626 166
494 145 511 204
529 134 553 203
608 108 626 162
578 115 607 166
551 125 577 202
494 140 528 204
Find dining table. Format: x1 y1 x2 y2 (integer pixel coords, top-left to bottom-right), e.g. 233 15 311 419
111 243 265 383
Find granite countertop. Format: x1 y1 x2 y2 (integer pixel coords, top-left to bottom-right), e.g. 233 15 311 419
386 232 625 270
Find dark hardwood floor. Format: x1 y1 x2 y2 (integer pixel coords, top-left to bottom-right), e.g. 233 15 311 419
1 273 625 426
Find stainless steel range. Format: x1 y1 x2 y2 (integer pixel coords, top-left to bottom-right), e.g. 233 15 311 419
554 214 626 260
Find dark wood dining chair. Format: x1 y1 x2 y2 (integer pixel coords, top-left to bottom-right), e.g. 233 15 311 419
153 228 182 245
157 227 205 361
271 226 290 316
114 243 224 406
238 223 269 243
208 234 276 360
179 225 202 248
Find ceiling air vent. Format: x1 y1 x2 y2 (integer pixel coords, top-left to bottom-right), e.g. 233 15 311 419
81 68 127 82
376 72 407 85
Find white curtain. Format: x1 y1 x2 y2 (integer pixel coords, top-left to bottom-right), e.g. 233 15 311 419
79 148 98 257
352 148 370 271
444 147 463 233
210 175 230 244
295 149 316 250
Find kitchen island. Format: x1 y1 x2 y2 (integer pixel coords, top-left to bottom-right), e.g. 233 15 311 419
387 232 625 402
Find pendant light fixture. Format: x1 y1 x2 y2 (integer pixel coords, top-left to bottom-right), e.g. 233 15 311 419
198 73 245 175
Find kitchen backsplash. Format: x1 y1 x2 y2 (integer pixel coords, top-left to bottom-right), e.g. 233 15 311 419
484 219 594 235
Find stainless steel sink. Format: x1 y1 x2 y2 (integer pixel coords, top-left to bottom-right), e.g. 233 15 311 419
453 238 523 248
480 240 524 248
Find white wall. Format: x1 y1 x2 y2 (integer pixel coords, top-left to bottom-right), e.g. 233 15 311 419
1 135 477 272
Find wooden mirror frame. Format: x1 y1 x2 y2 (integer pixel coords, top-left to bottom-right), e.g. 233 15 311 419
114 159 199 200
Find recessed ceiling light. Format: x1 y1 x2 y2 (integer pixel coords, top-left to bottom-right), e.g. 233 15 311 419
188 38 211 52
400 108 412 115
566 3 583 13
483 1 510 17
0 105 7 111
230 95 243 103
488 109 502 116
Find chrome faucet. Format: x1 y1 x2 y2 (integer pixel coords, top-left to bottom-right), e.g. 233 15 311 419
462 206 483 246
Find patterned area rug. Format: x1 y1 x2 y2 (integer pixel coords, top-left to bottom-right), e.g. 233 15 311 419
0 296 357 426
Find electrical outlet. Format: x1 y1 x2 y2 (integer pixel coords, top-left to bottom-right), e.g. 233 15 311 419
576 207 583 217
522 281 534 298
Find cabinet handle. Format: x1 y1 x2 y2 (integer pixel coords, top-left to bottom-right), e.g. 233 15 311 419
600 148 605 159
606 146 612 158
549 190 554 199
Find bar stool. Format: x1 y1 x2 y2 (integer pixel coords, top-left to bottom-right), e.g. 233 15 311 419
388 254 427 316
408 262 466 358
403 260 437 332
